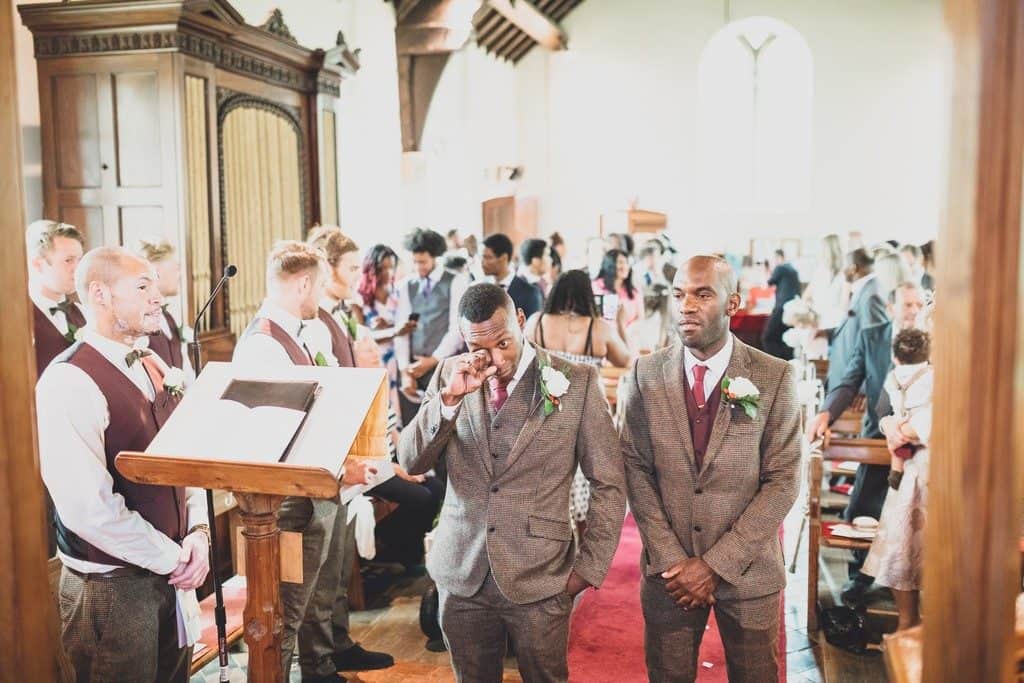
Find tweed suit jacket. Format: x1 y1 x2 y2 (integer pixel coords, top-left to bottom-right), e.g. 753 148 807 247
620 336 801 601
398 343 626 604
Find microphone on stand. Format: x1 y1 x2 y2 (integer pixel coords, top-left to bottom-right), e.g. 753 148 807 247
187 264 236 683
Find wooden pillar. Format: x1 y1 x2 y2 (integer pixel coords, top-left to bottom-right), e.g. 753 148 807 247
237 493 285 683
923 0 1024 680
0 1 58 681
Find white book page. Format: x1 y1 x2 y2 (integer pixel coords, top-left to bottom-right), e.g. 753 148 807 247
175 400 307 463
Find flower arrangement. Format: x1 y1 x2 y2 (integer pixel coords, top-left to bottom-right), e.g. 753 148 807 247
781 297 819 328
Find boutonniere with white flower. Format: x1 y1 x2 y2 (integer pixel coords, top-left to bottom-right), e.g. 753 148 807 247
178 324 194 343
64 323 86 344
163 367 186 399
539 359 571 416
721 376 760 419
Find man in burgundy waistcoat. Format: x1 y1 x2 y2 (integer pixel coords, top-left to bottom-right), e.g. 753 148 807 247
233 240 387 681
135 237 192 376
620 256 801 682
36 246 211 682
26 219 87 378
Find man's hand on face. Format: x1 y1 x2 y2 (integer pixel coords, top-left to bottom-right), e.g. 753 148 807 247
441 350 497 406
662 558 720 610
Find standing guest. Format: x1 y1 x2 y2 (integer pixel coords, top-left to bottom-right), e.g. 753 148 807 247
920 241 936 291
26 219 87 377
628 283 675 354
481 233 543 318
518 237 552 298
761 249 802 360
399 284 626 683
394 228 471 424
233 241 384 681
621 256 800 683
863 326 934 631
549 231 567 264
37 246 210 682
446 229 463 253
637 241 667 288
549 244 563 283
804 234 849 357
593 249 644 328
135 237 193 378
826 248 888 391
805 282 925 605
900 244 928 290
605 232 635 258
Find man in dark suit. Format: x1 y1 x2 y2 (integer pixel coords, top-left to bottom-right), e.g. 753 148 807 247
761 249 802 360
806 282 925 605
481 233 543 318
826 248 889 391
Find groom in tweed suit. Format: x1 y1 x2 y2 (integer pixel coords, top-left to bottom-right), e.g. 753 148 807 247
399 283 626 683
620 256 800 682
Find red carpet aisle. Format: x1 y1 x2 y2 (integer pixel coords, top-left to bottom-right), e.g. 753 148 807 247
567 514 787 682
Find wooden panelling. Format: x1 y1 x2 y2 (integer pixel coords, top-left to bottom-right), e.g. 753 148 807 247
52 73 101 189
58 205 104 249
185 74 212 324
113 71 161 188
321 108 339 226
118 205 164 247
0 1 58 679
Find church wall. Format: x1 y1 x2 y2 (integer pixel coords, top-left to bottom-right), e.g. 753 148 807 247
515 0 950 260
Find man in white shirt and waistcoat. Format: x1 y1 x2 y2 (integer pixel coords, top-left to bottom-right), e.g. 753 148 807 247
36 246 211 682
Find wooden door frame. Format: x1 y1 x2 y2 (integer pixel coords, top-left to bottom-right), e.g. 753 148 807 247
0 1 58 680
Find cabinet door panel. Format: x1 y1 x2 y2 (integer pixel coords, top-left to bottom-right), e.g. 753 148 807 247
114 71 161 188
119 206 164 246
52 74 102 190
59 206 104 249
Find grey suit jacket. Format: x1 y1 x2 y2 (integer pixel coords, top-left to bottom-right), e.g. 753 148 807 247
822 321 893 437
398 343 626 604
827 277 888 390
620 337 801 600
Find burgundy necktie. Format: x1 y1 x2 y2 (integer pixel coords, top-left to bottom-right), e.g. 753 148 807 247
489 376 508 413
692 364 709 410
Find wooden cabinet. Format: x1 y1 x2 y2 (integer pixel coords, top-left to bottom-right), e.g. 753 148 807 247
19 0 359 356
482 195 538 248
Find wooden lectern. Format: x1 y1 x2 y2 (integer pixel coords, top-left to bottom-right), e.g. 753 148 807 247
115 362 389 683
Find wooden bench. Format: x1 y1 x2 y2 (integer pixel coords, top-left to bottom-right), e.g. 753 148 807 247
807 437 891 631
830 405 866 436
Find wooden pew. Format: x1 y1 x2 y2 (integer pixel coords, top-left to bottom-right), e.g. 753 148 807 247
831 404 866 436
807 437 891 631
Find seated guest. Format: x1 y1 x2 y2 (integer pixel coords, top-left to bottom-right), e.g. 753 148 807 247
135 237 193 377
525 269 631 525
37 246 210 682
394 228 470 424
762 249 802 360
232 241 388 680
357 244 414 412
826 248 888 392
26 219 86 377
605 231 634 258
354 335 444 573
864 326 934 631
481 233 543 318
806 282 925 605
518 237 552 297
549 243 563 282
636 241 667 288
593 249 644 327
628 283 675 354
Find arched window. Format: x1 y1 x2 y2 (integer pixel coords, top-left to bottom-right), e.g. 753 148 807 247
697 16 813 212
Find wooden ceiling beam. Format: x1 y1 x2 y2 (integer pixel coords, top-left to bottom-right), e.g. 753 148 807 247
505 31 534 62
492 23 526 57
475 10 506 44
485 0 566 51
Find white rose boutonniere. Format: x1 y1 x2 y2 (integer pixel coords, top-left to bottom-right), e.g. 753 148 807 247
163 368 186 399
721 376 760 419
539 362 570 416
179 324 195 343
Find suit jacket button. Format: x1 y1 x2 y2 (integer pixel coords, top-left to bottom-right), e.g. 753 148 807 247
695 488 703 495
488 526 496 533
494 422 501 429
491 486 499 493
492 452 500 458
429 424 438 435
694 525 703 532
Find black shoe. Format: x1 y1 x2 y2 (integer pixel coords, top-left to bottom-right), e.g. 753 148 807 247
302 674 342 683
841 579 871 608
332 644 395 671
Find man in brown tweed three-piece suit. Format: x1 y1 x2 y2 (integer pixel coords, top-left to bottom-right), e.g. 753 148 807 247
620 256 801 682
399 283 626 683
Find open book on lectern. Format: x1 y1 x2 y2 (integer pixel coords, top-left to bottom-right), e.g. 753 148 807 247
144 362 390 479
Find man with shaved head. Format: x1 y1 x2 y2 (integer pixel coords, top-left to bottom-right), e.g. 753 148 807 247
621 255 801 682
399 283 626 682
36 246 210 682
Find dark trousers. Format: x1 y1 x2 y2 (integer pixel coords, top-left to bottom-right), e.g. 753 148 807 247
439 572 572 683
369 474 444 567
58 566 190 683
641 576 779 683
761 309 794 360
398 368 436 426
843 462 891 580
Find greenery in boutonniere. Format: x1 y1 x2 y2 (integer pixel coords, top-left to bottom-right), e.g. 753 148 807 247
344 314 358 341
721 376 761 419
314 351 329 367
63 322 84 344
538 357 571 416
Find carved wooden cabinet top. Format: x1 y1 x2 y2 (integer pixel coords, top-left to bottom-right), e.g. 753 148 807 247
17 0 359 95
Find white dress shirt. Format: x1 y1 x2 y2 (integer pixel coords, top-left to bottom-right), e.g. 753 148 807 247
494 271 516 289
440 341 536 419
393 265 470 370
849 272 877 302
232 299 333 367
29 283 87 336
35 328 207 575
682 333 734 404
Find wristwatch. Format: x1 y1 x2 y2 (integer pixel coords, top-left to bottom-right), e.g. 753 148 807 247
187 523 211 546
